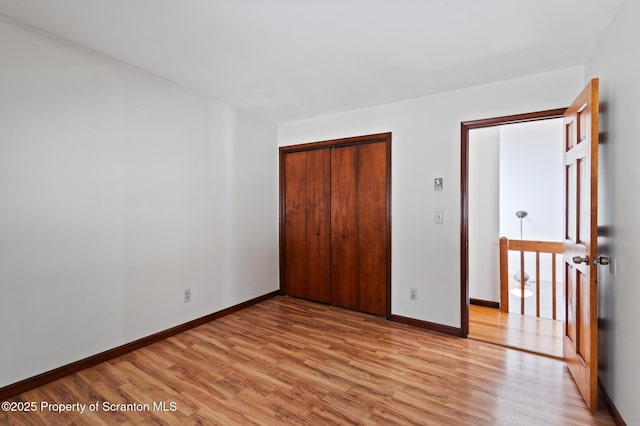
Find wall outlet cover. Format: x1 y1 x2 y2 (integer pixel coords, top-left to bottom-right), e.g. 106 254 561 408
409 288 417 300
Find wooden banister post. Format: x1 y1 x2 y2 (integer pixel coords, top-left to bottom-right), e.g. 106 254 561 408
499 237 509 313
552 253 557 320
520 252 525 314
536 251 541 318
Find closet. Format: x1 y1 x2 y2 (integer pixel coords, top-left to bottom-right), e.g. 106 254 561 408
279 133 391 316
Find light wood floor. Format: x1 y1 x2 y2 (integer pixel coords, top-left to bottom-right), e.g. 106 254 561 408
468 305 563 358
2 296 613 425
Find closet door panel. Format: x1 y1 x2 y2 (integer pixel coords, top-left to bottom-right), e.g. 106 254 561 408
331 142 388 315
284 149 331 303
356 142 388 315
330 146 359 310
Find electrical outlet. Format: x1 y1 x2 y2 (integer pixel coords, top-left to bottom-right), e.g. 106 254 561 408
410 288 417 300
184 288 191 303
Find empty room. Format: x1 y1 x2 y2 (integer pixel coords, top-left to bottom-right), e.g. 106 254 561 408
1 1 638 424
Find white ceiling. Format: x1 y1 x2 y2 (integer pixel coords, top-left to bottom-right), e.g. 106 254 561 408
0 0 622 123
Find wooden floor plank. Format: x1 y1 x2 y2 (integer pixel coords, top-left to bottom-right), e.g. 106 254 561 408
1 296 612 425
469 304 563 358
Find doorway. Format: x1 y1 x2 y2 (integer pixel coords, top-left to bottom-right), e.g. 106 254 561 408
460 108 566 356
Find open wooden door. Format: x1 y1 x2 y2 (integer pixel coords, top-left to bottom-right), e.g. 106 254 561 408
563 78 599 410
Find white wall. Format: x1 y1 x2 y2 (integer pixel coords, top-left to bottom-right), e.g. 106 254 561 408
469 127 500 302
279 66 584 327
585 0 640 423
499 119 563 242
0 16 278 387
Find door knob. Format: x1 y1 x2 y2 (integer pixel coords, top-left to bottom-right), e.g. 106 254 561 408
572 256 589 265
595 256 610 266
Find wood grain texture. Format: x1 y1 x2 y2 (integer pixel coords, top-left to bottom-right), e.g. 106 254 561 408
0 290 279 401
469 305 563 359
563 78 600 410
354 142 388 316
331 142 388 315
330 144 359 311
499 237 510 313
507 239 563 253
284 149 331 303
280 133 391 317
2 297 614 425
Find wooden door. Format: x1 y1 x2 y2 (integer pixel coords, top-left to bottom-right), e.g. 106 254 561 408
331 142 388 316
283 149 331 303
563 78 599 410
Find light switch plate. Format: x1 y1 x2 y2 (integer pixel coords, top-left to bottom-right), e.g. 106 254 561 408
434 178 443 191
435 210 443 224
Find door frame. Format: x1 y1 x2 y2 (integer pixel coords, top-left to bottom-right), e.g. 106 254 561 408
279 132 392 319
460 109 566 336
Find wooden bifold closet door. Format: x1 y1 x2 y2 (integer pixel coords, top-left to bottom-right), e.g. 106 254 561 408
283 149 331 303
280 133 390 317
